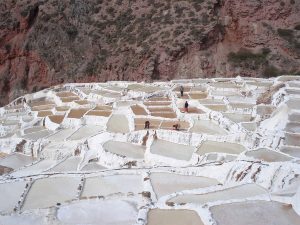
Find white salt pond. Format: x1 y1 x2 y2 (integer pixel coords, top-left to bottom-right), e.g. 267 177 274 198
150 173 219 198
198 99 224 104
81 162 106 171
0 181 27 213
67 125 103 140
0 153 35 170
22 129 53 140
167 183 267 205
289 112 300 122
0 214 45 225
41 141 78 159
107 114 130 133
46 128 77 141
286 98 300 110
11 160 56 177
147 209 204 225
150 139 195 161
49 156 81 172
81 174 142 198
23 126 45 134
197 140 246 155
256 105 275 116
190 120 228 135
57 199 138 225
224 113 252 123
285 133 300 146
241 122 257 131
103 141 145 159
285 122 300 133
245 148 292 162
280 146 300 158
22 177 80 210
203 104 228 112
211 201 300 225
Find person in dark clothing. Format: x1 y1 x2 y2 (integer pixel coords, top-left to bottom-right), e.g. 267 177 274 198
184 101 189 113
173 123 180 130
144 120 150 129
180 86 184 97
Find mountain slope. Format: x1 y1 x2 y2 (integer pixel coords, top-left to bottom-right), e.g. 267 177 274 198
0 0 300 105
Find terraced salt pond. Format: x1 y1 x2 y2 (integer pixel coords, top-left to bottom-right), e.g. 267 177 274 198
0 181 27 212
196 140 246 155
285 122 300 133
280 146 300 158
150 139 195 161
285 133 300 146
41 141 78 159
49 156 81 172
150 173 219 198
22 129 53 140
0 214 44 225
107 114 129 133
211 201 300 225
11 160 56 177
245 148 292 162
82 174 142 198
103 141 145 159
0 153 35 170
190 120 228 135
224 113 252 123
81 162 106 171
22 177 80 210
147 209 204 225
168 183 267 204
1 78 300 224
46 128 77 141
57 199 138 225
67 125 103 140
241 122 257 131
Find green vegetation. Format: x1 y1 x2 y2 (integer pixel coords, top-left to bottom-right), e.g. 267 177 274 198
277 28 300 52
294 24 300 30
263 65 280 78
228 48 269 65
278 28 294 41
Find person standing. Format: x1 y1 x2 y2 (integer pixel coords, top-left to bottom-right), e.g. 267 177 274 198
180 85 184 97
144 120 150 129
184 101 189 113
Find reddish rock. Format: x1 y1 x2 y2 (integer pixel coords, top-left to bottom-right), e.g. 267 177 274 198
0 0 299 106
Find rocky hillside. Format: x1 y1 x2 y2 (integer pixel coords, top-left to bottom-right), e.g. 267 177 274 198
0 0 300 105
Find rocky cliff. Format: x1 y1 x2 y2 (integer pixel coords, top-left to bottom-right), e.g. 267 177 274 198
0 0 300 105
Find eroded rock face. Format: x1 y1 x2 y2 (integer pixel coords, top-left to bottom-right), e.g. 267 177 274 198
1 0 300 106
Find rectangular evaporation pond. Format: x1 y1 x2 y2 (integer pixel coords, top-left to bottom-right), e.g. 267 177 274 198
150 173 219 199
22 130 53 141
10 160 56 177
0 153 35 170
81 175 142 198
68 125 103 140
47 128 77 141
147 209 205 225
190 120 228 135
22 177 80 210
106 115 129 133
168 183 267 205
0 181 27 213
103 141 145 159
196 140 246 155
49 156 82 172
224 113 252 123
210 201 300 225
150 139 194 161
